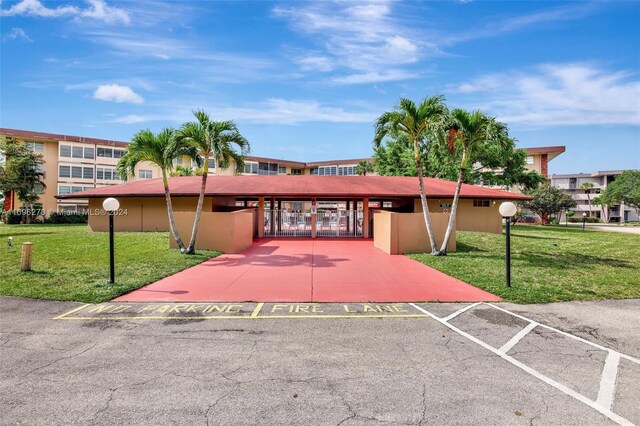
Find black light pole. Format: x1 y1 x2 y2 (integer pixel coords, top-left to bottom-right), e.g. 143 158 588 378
103 197 120 284
582 213 587 231
499 202 517 289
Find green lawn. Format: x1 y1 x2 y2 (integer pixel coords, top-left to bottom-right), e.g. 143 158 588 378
0 224 220 303
409 225 640 304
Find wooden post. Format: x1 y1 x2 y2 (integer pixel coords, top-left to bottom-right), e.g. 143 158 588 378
21 242 33 272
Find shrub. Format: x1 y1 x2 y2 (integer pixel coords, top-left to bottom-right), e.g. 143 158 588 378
568 216 600 223
44 212 88 224
2 210 23 224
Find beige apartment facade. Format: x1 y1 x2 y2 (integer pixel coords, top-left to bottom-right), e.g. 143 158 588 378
0 128 161 215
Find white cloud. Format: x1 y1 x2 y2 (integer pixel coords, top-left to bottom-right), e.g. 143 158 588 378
1 0 129 24
93 84 144 104
454 64 640 126
273 1 426 83
109 99 376 125
331 70 415 85
2 28 32 42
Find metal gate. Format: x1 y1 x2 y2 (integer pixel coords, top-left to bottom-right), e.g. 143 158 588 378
263 209 363 237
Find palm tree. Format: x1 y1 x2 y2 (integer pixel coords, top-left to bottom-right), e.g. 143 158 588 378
117 128 200 252
581 182 594 217
437 109 510 255
177 110 250 254
373 96 449 254
170 165 195 177
356 160 374 176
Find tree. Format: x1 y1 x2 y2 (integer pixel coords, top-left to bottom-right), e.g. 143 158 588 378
438 109 510 254
592 196 609 223
0 137 46 223
117 128 200 252
177 110 250 254
519 185 576 225
599 170 640 214
580 182 594 217
170 165 195 177
356 160 374 176
373 129 545 190
374 96 449 254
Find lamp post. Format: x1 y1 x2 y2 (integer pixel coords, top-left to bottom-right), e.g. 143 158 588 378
499 202 517 288
582 212 587 231
103 197 120 284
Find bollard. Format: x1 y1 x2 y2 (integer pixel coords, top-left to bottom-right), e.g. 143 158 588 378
21 242 33 272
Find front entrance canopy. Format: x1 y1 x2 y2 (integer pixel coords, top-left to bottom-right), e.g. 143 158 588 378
58 175 532 201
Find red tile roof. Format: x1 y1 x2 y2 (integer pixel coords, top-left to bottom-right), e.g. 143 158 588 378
0 128 129 148
58 175 531 200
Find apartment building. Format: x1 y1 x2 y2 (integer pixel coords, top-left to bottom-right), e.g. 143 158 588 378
0 128 161 214
189 155 373 176
522 146 565 178
551 171 639 222
0 128 375 216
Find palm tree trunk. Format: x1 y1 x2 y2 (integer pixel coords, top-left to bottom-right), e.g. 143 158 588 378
185 162 209 254
438 165 465 255
587 193 592 217
414 140 438 255
162 171 186 252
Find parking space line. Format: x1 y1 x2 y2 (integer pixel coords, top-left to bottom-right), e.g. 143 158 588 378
486 303 640 366
596 351 621 410
441 302 481 322
53 304 91 320
251 303 264 318
499 321 538 354
409 303 634 426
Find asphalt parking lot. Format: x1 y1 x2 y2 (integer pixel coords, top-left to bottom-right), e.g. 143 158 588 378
1 297 638 425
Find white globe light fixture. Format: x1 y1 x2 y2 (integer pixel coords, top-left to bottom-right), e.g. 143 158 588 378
499 201 517 288
103 197 120 212
499 201 517 218
102 197 120 283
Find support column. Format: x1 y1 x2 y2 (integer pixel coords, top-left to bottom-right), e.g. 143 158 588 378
311 198 317 238
258 197 265 238
270 197 276 235
363 198 369 238
277 200 282 233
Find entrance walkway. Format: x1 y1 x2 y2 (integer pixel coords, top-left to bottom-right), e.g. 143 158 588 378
115 239 501 303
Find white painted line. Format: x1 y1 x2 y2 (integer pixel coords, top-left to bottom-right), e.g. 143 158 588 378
409 303 634 426
499 322 538 354
485 303 640 366
441 302 481 322
596 351 621 411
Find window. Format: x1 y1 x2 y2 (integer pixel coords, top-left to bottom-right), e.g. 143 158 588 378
525 156 534 165
291 168 302 175
175 157 183 166
138 169 153 179
278 166 287 174
310 168 318 175
84 147 95 159
71 186 83 193
113 149 123 159
72 146 84 158
58 185 71 195
97 167 119 180
34 183 44 194
59 165 71 178
318 166 337 175
244 163 258 174
25 141 44 153
473 199 491 207
83 167 93 179
60 145 72 158
338 166 356 176
71 166 83 179
208 158 216 169
97 147 113 158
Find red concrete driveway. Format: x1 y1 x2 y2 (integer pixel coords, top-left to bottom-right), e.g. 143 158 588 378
115 239 501 303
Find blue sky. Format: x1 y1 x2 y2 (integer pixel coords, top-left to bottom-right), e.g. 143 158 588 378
1 0 639 174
